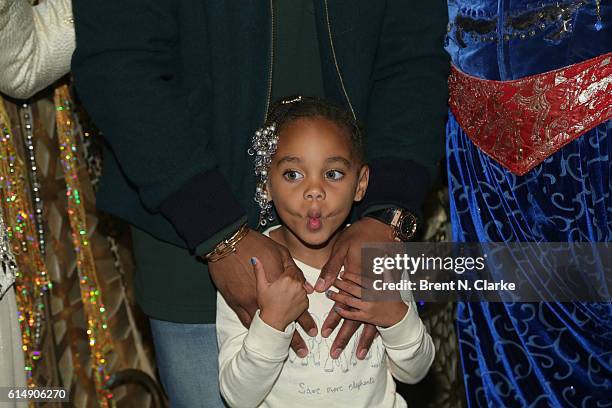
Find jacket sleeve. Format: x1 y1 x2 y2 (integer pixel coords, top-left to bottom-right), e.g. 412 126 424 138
216 294 294 408
359 0 449 217
71 0 245 254
0 0 74 99
377 301 435 384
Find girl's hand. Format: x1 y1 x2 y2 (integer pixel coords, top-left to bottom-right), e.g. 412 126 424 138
253 257 310 332
326 272 408 328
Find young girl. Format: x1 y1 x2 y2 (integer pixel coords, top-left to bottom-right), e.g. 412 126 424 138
216 97 434 407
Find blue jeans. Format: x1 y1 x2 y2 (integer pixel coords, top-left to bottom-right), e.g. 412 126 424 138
150 319 226 408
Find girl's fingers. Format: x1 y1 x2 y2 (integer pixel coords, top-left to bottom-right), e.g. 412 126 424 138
332 305 362 321
326 290 364 310
341 271 376 289
340 271 363 286
333 278 362 298
252 257 269 288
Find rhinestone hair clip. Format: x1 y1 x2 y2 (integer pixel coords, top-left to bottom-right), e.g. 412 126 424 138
248 95 304 228
248 123 279 227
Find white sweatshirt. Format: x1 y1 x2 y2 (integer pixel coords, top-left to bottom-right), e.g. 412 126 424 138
216 229 435 408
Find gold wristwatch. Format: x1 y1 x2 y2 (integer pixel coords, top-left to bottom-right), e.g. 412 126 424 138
365 208 418 242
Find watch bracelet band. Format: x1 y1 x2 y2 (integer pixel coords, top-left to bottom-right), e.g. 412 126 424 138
364 207 398 224
204 223 250 263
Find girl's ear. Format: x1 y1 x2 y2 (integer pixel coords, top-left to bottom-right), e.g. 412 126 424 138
354 165 370 202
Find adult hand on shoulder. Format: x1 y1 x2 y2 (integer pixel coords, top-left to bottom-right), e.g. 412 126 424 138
207 228 316 357
316 217 395 360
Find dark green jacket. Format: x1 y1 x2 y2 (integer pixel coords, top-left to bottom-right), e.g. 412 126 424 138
72 0 449 256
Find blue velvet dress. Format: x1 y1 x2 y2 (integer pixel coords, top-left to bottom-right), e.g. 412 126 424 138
445 1 612 406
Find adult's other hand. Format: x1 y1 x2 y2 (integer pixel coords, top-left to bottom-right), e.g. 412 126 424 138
316 217 394 359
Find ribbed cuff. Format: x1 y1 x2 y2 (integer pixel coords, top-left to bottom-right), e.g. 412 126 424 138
193 216 248 257
160 169 246 253
377 301 423 349
356 158 430 218
244 311 295 361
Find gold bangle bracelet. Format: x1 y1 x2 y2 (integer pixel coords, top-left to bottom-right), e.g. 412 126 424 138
204 223 250 263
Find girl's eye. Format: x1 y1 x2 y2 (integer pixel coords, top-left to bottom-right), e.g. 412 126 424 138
283 170 304 181
325 170 345 181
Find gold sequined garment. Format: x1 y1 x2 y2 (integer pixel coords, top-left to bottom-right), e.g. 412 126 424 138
0 88 157 408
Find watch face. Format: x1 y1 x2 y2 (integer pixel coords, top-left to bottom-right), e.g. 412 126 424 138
399 214 417 239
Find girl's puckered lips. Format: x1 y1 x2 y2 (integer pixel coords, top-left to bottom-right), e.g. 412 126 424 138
307 216 322 231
